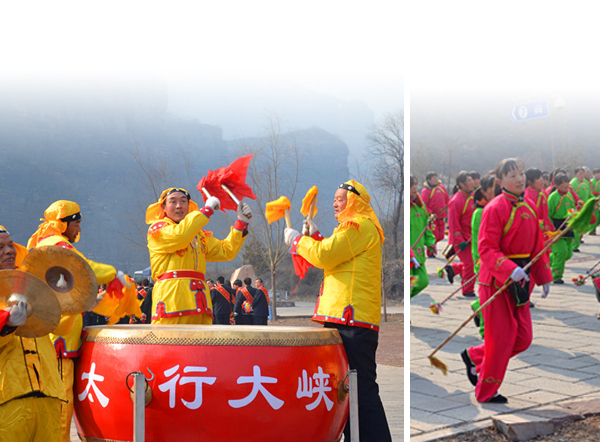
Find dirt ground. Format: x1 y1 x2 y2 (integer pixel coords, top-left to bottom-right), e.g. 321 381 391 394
440 414 600 442
270 312 404 367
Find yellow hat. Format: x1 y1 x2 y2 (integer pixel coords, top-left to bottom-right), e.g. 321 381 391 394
27 200 81 249
337 180 385 243
145 188 199 224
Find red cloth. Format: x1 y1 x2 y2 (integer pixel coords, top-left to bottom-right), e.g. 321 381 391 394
197 154 257 211
0 310 9 329
106 277 125 299
421 184 450 219
432 217 446 243
467 190 552 402
447 190 474 247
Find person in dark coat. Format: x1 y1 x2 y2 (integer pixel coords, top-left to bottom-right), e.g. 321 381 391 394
253 278 269 325
210 277 234 324
233 278 254 325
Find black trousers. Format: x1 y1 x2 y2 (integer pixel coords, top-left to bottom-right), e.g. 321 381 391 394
253 315 268 325
324 323 392 442
212 314 231 325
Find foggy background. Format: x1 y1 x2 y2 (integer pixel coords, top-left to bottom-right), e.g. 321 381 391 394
0 1 402 296
407 2 600 188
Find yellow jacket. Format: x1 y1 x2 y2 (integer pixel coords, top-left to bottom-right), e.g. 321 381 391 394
0 243 68 405
0 334 67 406
147 211 247 320
294 218 383 330
37 234 116 358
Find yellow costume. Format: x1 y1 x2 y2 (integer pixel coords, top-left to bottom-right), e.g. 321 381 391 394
0 234 66 441
291 180 385 330
146 188 248 324
27 201 120 442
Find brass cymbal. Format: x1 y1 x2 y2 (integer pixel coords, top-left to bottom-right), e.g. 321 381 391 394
0 270 61 337
20 245 98 315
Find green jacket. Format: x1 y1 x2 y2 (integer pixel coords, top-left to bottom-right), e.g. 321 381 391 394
410 198 435 264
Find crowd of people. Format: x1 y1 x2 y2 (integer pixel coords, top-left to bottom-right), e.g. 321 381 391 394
1 179 392 442
411 159 600 404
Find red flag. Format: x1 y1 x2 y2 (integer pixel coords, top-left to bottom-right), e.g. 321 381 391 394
292 254 313 279
197 154 257 211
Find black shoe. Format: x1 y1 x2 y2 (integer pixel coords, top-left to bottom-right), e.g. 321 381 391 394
461 350 478 386
573 248 580 253
444 264 455 284
486 393 508 404
554 279 564 284
529 301 535 308
463 291 476 298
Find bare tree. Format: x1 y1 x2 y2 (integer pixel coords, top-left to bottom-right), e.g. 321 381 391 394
235 113 300 320
366 110 404 260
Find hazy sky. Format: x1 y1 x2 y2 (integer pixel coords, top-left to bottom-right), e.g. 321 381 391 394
1 1 402 120
406 2 598 100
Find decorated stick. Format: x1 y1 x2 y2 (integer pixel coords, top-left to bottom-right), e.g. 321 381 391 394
429 273 478 314
221 183 241 205
572 258 600 286
265 196 293 229
426 197 597 375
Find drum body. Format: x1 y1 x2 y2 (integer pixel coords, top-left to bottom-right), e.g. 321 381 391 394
74 325 349 442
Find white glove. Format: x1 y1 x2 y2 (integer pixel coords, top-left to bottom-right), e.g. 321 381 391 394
116 270 127 286
205 196 221 211
510 267 529 282
410 257 420 269
7 301 28 327
237 201 252 223
302 219 319 236
284 228 301 246
541 284 550 299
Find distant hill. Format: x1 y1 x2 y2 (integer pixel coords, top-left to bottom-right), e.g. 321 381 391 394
0 77 350 273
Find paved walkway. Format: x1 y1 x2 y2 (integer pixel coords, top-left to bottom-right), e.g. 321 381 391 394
71 301 404 441
411 235 600 441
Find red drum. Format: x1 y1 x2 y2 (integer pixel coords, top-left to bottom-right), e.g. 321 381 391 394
74 325 349 442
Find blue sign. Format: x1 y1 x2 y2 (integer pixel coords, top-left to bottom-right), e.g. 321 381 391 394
510 100 549 122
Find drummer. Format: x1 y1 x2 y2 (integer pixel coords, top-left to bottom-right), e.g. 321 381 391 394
0 225 69 440
284 180 392 442
145 187 252 324
27 200 127 442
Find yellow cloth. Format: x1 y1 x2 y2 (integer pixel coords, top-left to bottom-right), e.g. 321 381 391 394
0 396 61 441
0 334 67 406
93 275 141 324
145 187 200 224
337 180 385 244
57 358 74 442
300 186 319 217
27 200 81 249
265 196 291 224
147 211 246 321
296 181 384 328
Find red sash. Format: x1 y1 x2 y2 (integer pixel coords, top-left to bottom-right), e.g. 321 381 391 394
258 286 270 305
215 285 232 303
241 287 253 303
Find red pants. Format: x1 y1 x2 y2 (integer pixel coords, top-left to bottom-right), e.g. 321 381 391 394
433 218 446 243
452 248 475 294
467 283 532 402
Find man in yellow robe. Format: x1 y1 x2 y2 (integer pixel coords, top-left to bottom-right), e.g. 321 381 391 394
27 200 127 442
284 180 392 442
0 225 68 441
146 187 252 324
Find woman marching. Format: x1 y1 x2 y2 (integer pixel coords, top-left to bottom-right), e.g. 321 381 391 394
461 158 552 403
